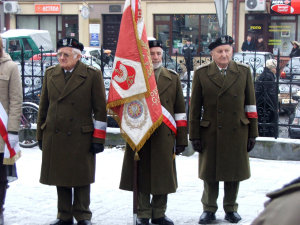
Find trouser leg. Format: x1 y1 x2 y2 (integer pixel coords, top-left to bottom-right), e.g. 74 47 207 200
0 154 8 213
56 186 73 221
73 185 92 221
223 181 240 212
137 192 151 219
201 181 219 213
151 194 167 219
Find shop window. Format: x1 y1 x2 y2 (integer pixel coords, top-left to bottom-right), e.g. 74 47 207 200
154 14 220 55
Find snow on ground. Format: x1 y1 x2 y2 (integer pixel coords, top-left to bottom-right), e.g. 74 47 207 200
3 146 300 225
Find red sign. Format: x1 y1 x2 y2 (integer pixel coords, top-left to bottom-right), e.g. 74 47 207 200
35 4 61 14
271 0 300 14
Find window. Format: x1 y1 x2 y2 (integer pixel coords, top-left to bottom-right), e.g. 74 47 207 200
22 38 32 51
154 14 220 55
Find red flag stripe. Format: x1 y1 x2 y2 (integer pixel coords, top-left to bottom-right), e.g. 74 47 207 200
0 118 16 158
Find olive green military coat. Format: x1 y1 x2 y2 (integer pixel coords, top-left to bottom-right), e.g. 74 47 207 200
119 67 188 195
251 180 300 225
37 61 107 187
189 61 258 182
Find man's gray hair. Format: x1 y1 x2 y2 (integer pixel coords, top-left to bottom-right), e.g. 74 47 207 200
72 48 82 59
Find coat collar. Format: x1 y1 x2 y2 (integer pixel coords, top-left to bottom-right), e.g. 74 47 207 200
50 61 87 101
207 61 240 95
156 67 172 95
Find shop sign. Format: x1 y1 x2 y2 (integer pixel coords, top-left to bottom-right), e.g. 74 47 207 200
271 0 300 14
35 4 61 14
249 24 263 31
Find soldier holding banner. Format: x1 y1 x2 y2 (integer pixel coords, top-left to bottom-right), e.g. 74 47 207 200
189 35 258 224
37 37 107 225
0 35 23 225
119 39 188 225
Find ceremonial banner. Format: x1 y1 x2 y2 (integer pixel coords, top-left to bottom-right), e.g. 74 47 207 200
107 0 163 153
0 102 21 165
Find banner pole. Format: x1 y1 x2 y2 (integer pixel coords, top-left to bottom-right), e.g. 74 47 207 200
133 157 138 225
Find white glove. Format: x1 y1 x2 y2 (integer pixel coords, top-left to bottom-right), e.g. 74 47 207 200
8 133 19 149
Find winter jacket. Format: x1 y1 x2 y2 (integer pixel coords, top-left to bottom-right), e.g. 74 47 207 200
37 61 107 187
189 61 258 181
0 52 22 153
119 67 188 194
289 47 300 58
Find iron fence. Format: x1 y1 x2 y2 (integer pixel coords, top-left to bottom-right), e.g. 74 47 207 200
13 46 300 138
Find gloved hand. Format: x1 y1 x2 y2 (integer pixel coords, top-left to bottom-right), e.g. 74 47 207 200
191 139 202 153
38 140 42 151
247 138 256 152
90 143 104 155
175 145 185 155
8 133 19 149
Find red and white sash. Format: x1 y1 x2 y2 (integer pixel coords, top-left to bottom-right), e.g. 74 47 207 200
162 106 187 135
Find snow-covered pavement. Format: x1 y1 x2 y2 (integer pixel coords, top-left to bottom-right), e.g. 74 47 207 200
4 146 300 225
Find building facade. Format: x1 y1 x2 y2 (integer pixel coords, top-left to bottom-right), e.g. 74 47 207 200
1 0 300 57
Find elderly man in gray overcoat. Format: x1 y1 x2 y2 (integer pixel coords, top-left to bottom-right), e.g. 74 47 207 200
189 35 258 224
37 37 107 225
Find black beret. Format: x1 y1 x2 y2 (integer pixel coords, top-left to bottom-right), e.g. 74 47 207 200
208 35 234 51
57 37 84 51
148 40 162 49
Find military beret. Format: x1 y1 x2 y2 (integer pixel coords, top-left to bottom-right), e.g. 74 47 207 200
148 40 162 49
208 35 234 51
57 37 84 51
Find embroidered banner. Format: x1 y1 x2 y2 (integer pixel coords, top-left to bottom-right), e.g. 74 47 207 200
0 102 21 165
107 0 162 152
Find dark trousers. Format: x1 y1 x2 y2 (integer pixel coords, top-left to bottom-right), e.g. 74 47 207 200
0 154 7 212
201 181 239 213
56 185 92 222
137 192 167 219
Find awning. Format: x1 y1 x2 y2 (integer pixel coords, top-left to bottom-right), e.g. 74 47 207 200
271 0 300 14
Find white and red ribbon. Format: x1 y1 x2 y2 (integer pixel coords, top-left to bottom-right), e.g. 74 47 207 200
0 102 20 164
93 120 107 139
162 106 187 135
245 105 258 118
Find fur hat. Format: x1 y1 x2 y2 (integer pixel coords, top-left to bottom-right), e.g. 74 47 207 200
291 41 300 47
266 59 277 70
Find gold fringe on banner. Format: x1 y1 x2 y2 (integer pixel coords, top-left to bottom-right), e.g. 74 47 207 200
3 150 21 165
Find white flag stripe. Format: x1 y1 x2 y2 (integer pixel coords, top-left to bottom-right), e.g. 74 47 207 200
175 113 187 121
245 105 257 112
0 102 8 127
94 120 107 130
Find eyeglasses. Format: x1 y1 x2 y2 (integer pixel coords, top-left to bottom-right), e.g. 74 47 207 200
57 52 70 58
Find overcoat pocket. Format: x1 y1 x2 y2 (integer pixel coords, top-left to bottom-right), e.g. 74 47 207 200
200 120 210 127
240 118 250 125
81 125 94 133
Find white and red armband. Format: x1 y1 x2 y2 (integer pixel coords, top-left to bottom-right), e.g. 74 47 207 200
93 120 107 139
245 105 258 119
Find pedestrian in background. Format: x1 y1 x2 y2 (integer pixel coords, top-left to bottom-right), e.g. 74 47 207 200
189 35 258 224
119 39 188 225
256 35 267 52
289 41 300 58
241 34 255 51
251 177 300 225
0 35 23 225
37 37 107 225
182 38 196 71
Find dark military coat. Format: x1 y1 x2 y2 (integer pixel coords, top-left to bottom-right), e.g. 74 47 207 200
189 61 258 182
37 61 107 187
251 179 300 225
119 67 188 195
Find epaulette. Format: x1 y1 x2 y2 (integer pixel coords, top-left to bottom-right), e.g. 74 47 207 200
236 61 250 68
45 65 56 71
195 63 210 71
167 68 178 75
87 65 98 71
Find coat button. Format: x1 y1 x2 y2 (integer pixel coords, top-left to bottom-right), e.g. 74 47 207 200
55 129 59 133
218 109 222 113
67 131 71 136
218 125 222 129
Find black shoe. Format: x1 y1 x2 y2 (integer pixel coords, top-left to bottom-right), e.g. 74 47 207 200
77 220 92 225
225 212 241 223
136 218 149 225
151 216 174 225
50 219 74 225
0 211 3 225
198 211 216 224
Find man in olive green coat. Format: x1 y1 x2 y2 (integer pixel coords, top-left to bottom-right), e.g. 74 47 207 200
189 35 258 224
37 37 107 225
119 40 188 225
251 177 300 225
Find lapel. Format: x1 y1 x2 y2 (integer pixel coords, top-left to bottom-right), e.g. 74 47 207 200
207 61 224 88
50 62 87 101
219 61 239 95
157 67 172 96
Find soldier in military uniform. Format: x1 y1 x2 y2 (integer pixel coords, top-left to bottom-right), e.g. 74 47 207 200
37 37 107 225
251 177 300 225
119 39 188 225
182 38 196 71
189 35 258 224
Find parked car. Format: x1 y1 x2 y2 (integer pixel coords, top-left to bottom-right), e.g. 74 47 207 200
289 97 300 139
233 51 274 78
281 57 300 80
82 46 114 68
278 79 300 115
162 52 183 75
